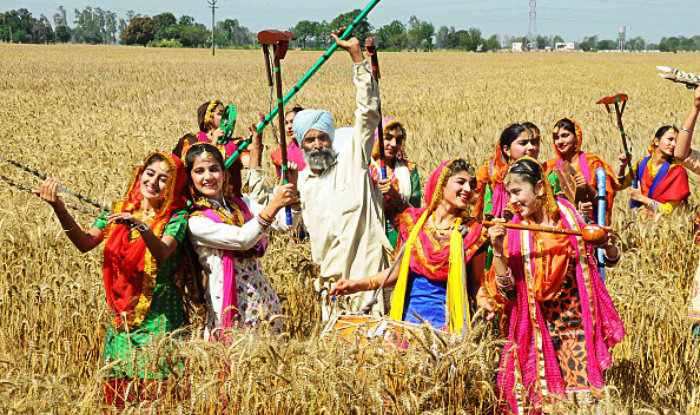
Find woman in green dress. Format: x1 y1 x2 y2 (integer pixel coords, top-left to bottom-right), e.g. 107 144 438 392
36 151 189 407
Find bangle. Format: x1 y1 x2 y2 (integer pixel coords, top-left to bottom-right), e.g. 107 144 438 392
259 210 275 224
367 276 379 291
492 251 504 258
682 126 695 133
62 224 77 233
133 223 149 233
257 213 273 230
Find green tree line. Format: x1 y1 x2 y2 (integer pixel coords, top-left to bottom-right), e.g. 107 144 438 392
1 6 698 53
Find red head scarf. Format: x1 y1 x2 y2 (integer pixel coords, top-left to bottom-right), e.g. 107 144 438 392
396 160 485 281
102 152 188 330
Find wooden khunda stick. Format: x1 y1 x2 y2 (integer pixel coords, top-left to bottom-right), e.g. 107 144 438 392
482 220 609 245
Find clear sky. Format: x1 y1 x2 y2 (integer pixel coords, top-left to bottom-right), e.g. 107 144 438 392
5 0 699 43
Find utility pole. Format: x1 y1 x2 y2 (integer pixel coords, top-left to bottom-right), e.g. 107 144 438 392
208 0 218 56
528 0 537 51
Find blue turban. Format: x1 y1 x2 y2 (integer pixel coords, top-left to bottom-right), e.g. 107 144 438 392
293 110 335 144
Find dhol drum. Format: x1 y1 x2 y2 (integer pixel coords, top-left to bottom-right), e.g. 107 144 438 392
321 314 444 349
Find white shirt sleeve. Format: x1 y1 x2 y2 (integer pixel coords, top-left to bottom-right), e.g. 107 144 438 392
337 61 380 173
188 215 264 251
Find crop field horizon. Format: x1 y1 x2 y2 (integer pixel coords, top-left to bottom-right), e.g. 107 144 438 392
1 43 699 413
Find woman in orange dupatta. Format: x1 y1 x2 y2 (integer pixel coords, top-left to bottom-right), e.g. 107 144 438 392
544 117 619 224
487 157 625 414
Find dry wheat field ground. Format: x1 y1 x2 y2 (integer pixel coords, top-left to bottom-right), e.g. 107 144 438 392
1 44 699 414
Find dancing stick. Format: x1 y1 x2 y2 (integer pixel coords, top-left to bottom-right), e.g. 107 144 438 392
596 93 636 188
258 29 295 225
482 219 608 245
0 156 110 212
365 36 386 180
595 167 607 282
224 0 383 168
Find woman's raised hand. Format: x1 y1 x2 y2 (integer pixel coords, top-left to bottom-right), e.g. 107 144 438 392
617 152 631 170
270 183 298 212
33 177 66 211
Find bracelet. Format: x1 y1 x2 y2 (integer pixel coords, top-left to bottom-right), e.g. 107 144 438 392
62 224 77 233
367 276 379 291
259 210 275 224
682 126 695 133
133 223 149 233
492 251 504 258
257 213 273 230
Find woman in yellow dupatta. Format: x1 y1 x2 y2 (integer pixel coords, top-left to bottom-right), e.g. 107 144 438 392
330 159 489 334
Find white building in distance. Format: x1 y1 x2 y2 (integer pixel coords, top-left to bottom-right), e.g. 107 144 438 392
555 41 576 51
512 42 523 52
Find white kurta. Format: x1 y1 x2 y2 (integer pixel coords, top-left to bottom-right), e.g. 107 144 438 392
296 61 392 318
187 198 300 338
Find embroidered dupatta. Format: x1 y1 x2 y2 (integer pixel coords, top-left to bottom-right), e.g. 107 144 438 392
497 198 625 414
102 152 188 330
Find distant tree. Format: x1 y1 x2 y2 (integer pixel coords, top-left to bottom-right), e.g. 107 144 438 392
178 23 209 47
35 14 53 43
535 34 548 50
418 21 435 51
55 24 71 42
293 20 316 49
118 18 127 39
330 9 372 44
313 20 330 47
484 34 501 51
153 12 178 42
105 11 117 43
153 12 177 32
407 15 421 50
53 5 67 27
436 25 449 49
579 41 592 52
377 20 406 50
217 18 254 47
73 7 102 44
121 16 155 46
179 15 195 27
625 36 645 51
596 39 616 50
458 27 482 52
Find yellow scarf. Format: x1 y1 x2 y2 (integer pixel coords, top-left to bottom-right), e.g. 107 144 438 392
389 210 472 334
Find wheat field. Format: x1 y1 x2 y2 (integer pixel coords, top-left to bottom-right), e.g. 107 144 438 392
1 43 700 414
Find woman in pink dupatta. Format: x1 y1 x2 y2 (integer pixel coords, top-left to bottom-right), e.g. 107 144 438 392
184 141 301 339
487 157 625 414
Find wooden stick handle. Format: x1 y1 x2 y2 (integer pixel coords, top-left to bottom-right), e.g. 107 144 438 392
483 220 582 236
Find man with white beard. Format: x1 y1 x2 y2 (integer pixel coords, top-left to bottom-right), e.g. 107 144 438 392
292 32 392 320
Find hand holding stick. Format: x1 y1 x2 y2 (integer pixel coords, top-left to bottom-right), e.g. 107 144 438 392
365 36 386 180
258 29 295 225
596 93 635 188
